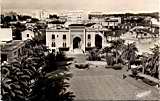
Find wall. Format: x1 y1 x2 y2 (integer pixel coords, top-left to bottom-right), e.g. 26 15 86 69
46 30 70 51
22 30 34 40
86 31 96 47
0 28 12 42
70 27 85 51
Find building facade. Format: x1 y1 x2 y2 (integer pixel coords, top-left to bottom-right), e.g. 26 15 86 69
1 40 26 63
0 28 12 42
21 30 35 40
46 24 108 52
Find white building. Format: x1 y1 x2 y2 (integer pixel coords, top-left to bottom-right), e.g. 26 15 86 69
21 30 35 40
0 28 12 42
102 17 121 28
46 24 108 52
64 11 87 27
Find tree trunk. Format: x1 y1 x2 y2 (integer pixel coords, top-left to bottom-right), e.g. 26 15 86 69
128 61 131 71
158 66 160 80
136 33 138 38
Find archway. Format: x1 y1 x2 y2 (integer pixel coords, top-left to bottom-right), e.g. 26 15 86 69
73 37 81 49
95 34 102 49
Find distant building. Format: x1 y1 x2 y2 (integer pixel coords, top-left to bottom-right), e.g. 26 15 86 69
102 17 121 29
21 30 35 40
64 11 87 27
1 40 26 63
47 21 65 29
46 24 108 52
0 28 13 42
25 22 36 30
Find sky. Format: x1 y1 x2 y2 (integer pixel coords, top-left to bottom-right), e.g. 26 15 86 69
1 0 159 13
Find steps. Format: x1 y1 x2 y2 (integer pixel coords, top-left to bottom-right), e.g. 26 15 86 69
73 48 84 54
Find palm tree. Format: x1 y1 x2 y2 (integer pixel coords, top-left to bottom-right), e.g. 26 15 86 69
122 43 138 70
1 57 37 101
109 39 125 64
2 37 74 101
142 45 160 78
29 70 74 101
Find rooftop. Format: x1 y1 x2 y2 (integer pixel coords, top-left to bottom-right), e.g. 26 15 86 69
1 40 25 51
69 24 85 26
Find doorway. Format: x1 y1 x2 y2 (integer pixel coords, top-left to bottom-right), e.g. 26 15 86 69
95 34 102 49
73 37 81 49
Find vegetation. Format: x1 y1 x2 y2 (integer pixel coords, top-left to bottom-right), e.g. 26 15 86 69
121 42 138 70
104 39 126 66
142 45 159 79
1 39 75 101
75 64 89 69
87 48 101 61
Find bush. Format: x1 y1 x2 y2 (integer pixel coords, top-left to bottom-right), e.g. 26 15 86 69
75 63 89 69
105 64 123 70
87 48 101 61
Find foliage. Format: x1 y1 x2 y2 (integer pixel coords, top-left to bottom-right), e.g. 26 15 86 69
18 15 32 21
29 70 74 101
104 39 125 65
75 64 89 69
1 56 41 101
87 48 101 61
143 45 159 78
1 38 74 101
12 22 26 40
121 43 138 70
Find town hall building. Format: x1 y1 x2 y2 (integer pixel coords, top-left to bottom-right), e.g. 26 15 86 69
46 24 109 52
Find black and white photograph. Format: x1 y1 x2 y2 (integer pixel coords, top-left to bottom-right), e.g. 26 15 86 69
0 0 160 101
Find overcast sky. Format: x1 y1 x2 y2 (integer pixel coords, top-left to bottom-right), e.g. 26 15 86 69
1 0 159 13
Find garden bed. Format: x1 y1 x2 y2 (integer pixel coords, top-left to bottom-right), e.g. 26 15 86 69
105 64 123 70
142 78 158 86
75 63 90 69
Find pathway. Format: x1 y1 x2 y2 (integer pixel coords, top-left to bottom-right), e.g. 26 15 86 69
68 54 160 100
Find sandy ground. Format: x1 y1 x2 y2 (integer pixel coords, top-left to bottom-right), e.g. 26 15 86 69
68 54 160 101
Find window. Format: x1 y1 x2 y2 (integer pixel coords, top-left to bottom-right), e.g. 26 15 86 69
63 42 66 47
1 54 7 63
51 42 56 47
27 34 29 37
88 34 91 39
63 35 66 40
87 42 91 47
52 34 55 39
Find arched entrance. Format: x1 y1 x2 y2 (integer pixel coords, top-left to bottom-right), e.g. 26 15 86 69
95 34 102 49
73 37 81 49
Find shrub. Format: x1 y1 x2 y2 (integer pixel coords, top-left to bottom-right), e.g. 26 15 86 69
75 63 89 69
87 48 101 61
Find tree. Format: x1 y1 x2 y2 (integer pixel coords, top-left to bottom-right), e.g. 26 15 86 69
1 38 75 101
29 70 74 101
87 48 101 61
122 43 138 70
143 45 160 78
1 56 40 101
109 39 125 64
12 22 26 40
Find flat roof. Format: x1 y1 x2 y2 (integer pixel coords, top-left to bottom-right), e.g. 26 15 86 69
46 28 69 32
1 40 25 51
69 24 85 26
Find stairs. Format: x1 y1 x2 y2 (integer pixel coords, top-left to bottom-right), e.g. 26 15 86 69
73 48 84 55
